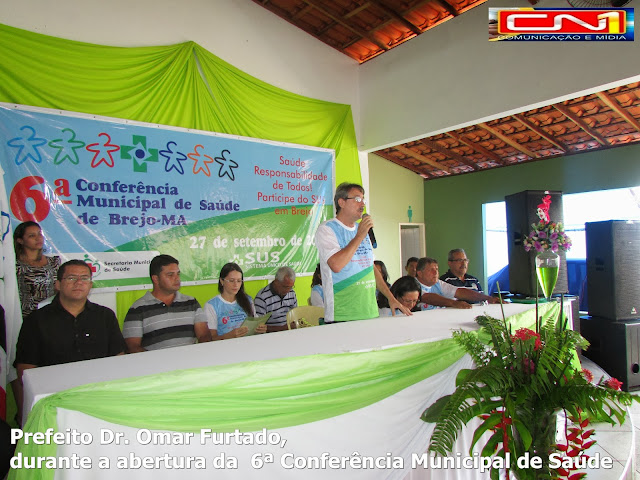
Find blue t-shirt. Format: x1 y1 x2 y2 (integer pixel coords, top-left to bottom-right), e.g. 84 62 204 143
418 280 457 310
204 294 254 335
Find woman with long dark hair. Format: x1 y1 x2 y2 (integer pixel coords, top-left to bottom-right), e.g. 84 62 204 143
204 263 266 340
13 221 60 318
378 276 421 316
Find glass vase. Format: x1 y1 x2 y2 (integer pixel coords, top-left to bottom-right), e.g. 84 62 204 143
512 408 559 480
535 250 560 300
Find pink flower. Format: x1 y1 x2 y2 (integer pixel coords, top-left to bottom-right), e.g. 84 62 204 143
522 357 536 374
582 369 594 382
538 231 547 239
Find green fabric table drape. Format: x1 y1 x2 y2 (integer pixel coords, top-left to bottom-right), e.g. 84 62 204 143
11 304 561 480
12 340 466 480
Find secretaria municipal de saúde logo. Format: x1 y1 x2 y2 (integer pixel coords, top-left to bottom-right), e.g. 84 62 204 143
489 7 634 41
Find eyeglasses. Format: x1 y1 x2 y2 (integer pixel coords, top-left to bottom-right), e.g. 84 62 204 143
346 196 366 204
62 275 92 284
451 259 469 263
399 297 419 306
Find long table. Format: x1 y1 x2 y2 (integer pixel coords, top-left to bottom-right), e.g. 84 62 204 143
17 303 560 480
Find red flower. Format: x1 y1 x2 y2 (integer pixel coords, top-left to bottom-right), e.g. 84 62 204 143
582 369 594 383
511 328 542 350
603 378 623 391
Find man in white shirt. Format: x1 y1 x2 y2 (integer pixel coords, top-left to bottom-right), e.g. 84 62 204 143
315 182 410 323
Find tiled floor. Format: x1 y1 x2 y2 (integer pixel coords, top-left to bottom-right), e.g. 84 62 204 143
579 355 637 480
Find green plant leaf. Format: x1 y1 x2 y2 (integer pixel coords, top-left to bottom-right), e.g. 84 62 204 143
481 431 502 457
513 419 532 450
421 395 452 423
470 413 502 453
455 369 472 386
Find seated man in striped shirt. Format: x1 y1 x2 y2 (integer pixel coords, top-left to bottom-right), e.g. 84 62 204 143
254 266 298 332
123 254 211 352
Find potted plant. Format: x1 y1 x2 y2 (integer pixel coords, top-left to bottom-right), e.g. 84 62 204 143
421 306 637 479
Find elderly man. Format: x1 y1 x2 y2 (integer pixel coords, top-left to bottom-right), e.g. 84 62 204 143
415 257 499 310
254 266 298 332
123 254 211 352
14 259 126 422
315 182 410 323
439 248 483 292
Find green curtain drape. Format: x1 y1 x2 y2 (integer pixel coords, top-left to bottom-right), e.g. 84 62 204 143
0 22 359 317
0 25 359 180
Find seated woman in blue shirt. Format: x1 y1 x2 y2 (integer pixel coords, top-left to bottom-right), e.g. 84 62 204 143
204 262 267 340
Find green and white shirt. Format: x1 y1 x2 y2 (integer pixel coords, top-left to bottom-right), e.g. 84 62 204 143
315 218 378 323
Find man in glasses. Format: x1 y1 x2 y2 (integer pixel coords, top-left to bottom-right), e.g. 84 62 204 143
254 266 298 332
123 254 211 352
14 260 126 420
440 248 483 293
315 182 410 323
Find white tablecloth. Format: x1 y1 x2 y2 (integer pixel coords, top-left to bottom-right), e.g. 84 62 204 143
18 304 553 479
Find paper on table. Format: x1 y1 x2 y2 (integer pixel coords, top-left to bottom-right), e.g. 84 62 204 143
242 313 272 335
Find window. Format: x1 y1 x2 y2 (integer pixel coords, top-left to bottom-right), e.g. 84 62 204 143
484 187 640 276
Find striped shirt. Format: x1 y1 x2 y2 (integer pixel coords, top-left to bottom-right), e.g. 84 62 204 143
254 283 297 326
122 291 206 350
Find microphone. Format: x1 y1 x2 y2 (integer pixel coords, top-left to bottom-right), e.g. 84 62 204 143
362 213 377 248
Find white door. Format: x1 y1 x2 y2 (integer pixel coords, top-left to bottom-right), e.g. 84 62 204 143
399 223 425 274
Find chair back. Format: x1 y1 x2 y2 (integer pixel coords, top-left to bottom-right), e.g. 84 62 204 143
286 306 324 329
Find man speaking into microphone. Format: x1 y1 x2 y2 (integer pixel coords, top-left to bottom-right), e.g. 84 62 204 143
315 182 411 323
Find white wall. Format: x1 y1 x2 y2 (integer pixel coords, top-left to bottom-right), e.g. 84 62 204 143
358 0 640 151
368 154 425 283
0 0 360 129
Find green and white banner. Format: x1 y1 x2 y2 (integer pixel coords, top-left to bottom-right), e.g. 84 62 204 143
0 104 334 288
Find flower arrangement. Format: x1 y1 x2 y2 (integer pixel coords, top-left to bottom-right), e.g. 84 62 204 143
523 194 572 253
421 305 638 480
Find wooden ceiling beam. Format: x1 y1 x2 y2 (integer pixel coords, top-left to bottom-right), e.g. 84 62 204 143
376 153 434 178
479 122 539 158
303 0 390 51
256 1 352 57
553 104 608 146
596 91 640 132
513 114 568 152
344 2 371 19
419 138 480 170
433 0 459 16
369 0 423 35
446 131 505 165
293 4 315 20
320 2 371 35
395 145 451 173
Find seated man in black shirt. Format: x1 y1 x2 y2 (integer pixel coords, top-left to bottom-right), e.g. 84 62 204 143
14 259 126 421
439 248 483 292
